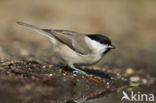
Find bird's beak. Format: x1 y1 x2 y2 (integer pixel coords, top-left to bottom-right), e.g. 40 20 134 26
108 45 115 49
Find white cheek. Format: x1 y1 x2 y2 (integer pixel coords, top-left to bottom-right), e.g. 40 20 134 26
85 37 108 53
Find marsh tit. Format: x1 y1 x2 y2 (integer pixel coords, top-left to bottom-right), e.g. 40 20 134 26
17 21 115 75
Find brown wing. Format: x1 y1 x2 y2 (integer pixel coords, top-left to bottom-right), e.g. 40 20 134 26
43 29 92 55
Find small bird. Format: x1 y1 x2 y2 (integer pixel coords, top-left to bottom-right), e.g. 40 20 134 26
17 21 115 75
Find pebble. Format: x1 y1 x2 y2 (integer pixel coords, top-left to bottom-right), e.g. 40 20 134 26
130 76 140 82
129 76 140 87
49 74 53 77
142 79 147 84
42 65 46 69
125 68 135 75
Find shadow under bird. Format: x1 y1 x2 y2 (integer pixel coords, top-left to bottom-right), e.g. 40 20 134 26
17 21 115 75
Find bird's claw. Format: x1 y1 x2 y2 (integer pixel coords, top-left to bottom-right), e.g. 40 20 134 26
73 70 88 75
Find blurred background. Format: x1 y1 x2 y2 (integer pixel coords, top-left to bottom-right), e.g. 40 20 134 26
0 0 156 76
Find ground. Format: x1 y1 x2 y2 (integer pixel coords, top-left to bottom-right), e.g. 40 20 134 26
0 58 155 103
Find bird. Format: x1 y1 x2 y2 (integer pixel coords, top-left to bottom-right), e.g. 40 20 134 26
17 21 115 75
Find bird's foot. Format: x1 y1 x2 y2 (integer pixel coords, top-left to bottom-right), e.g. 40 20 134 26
72 68 104 83
73 69 88 75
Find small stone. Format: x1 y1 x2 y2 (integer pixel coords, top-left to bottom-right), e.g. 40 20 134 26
126 68 135 75
130 82 139 87
106 82 110 88
73 74 77 77
49 74 53 77
42 65 46 69
129 76 140 87
142 79 147 84
130 76 140 82
63 73 66 76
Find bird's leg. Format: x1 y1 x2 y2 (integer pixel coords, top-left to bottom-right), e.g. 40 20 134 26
69 65 88 75
69 65 104 83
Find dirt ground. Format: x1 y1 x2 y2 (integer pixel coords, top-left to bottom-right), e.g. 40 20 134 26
0 58 155 103
0 0 156 103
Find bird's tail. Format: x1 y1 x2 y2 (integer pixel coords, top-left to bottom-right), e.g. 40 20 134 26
16 21 52 38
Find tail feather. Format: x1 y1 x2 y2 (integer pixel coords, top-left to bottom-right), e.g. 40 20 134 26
16 21 52 38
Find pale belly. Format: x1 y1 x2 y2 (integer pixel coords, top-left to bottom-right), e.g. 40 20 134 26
54 44 102 65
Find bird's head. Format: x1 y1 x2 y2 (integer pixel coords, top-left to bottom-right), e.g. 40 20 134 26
87 34 115 54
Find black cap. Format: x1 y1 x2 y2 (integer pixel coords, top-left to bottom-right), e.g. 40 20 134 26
87 34 112 45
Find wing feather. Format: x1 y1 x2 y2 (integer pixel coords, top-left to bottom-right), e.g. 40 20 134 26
43 29 91 55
